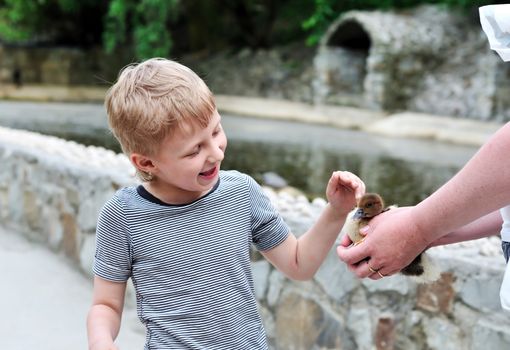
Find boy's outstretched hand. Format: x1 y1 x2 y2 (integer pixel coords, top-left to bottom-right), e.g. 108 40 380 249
326 171 365 216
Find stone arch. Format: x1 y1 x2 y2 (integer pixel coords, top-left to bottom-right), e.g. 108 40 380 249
324 19 371 96
326 19 371 50
313 6 464 111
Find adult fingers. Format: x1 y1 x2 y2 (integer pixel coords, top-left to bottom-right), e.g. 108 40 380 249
336 244 371 268
338 233 353 247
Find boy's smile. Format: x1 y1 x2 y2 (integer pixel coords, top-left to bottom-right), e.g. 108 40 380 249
137 110 227 204
199 165 218 179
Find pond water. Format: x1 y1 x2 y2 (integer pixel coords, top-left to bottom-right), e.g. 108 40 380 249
221 115 478 206
53 113 479 207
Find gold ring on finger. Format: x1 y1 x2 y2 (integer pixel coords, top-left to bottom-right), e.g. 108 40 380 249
367 262 378 274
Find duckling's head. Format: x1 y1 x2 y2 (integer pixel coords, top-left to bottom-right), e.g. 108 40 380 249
353 193 385 219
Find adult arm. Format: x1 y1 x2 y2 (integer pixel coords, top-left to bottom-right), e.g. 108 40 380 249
262 171 365 280
87 277 126 350
337 122 510 278
429 210 502 247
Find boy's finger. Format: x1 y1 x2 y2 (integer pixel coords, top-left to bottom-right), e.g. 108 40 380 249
354 184 365 200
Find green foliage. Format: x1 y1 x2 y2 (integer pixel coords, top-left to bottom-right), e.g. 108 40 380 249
102 0 131 54
302 0 335 46
103 0 179 59
0 0 106 46
0 0 40 41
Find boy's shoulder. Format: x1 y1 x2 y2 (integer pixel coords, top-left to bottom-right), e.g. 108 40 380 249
219 170 265 197
220 169 247 180
113 185 138 200
220 170 256 186
101 186 138 209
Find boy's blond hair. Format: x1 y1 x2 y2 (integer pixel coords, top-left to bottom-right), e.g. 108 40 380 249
105 58 216 181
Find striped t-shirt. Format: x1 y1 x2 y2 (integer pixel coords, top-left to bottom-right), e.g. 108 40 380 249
93 170 290 349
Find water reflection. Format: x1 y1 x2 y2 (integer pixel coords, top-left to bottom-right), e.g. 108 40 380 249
220 115 479 206
34 113 479 207
224 140 463 206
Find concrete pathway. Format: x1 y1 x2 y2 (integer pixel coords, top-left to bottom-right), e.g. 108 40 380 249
0 226 146 350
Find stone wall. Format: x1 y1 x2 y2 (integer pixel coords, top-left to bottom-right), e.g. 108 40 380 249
1 125 509 349
0 45 128 86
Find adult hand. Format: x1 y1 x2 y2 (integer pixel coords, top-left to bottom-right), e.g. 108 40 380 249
336 206 432 279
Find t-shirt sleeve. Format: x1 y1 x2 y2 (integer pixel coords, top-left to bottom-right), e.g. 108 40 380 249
245 174 290 251
93 194 132 282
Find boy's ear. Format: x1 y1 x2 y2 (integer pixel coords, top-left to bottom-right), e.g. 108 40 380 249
130 153 157 173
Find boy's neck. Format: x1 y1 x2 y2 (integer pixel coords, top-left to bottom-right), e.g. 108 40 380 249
142 179 217 205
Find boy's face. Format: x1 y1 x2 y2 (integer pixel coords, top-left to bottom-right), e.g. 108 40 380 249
148 110 227 203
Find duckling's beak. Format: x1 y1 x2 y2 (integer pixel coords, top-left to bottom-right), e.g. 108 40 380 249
353 208 365 219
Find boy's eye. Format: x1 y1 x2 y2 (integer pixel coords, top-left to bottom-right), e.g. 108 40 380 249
187 146 200 157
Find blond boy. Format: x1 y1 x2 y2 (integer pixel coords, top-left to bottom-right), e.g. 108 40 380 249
87 58 365 349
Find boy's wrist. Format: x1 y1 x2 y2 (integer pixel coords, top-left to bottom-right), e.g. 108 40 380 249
324 203 349 221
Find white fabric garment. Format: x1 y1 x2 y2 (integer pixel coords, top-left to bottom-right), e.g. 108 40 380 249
480 5 510 61
500 205 510 242
501 261 510 312
501 206 510 312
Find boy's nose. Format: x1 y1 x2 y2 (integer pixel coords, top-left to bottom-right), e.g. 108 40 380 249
208 144 224 162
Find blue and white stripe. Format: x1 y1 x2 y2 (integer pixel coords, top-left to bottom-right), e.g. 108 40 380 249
94 170 289 349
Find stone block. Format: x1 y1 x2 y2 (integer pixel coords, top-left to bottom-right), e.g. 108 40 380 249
252 260 270 301
471 316 510 350
23 189 41 231
275 292 347 349
79 233 96 277
267 269 285 307
61 212 79 261
347 307 373 350
416 272 455 314
422 317 464 350
362 273 410 296
376 314 395 350
316 250 360 301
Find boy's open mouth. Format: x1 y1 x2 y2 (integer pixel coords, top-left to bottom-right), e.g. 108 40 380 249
200 166 217 177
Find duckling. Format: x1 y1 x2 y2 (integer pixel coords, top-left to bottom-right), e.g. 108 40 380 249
342 193 440 284
343 193 387 245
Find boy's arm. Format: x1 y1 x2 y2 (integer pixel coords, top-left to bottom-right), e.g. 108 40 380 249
87 276 127 350
262 171 364 280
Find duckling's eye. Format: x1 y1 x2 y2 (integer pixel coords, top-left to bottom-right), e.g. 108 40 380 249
366 203 373 208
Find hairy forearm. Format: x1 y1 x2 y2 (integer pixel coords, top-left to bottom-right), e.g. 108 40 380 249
87 305 121 350
413 122 510 243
